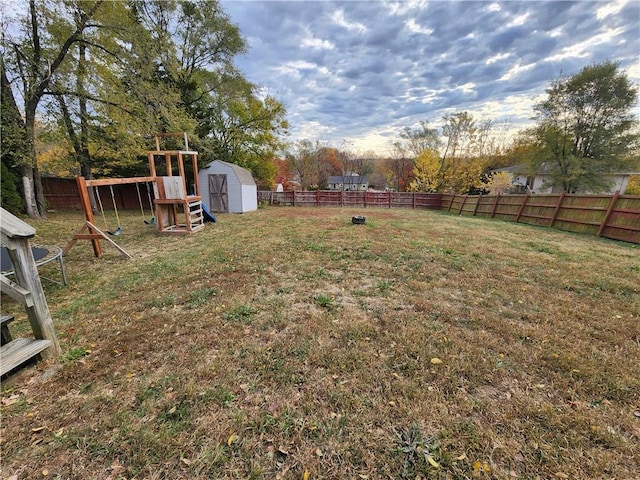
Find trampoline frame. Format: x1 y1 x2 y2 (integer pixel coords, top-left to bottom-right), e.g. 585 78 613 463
1 245 67 286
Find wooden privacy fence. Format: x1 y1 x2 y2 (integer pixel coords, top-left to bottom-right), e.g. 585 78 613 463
258 190 442 209
441 192 640 244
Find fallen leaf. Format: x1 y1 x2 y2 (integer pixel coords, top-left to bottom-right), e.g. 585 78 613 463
1 395 19 407
554 473 569 479
227 433 238 446
634 410 640 418
168 406 177 414
456 452 467 460
315 447 324 457
430 358 443 365
181 457 192 466
303 470 310 480
42 469 49 476
32 426 46 433
426 455 440 468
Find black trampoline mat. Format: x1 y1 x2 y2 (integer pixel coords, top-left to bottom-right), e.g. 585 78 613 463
1 246 50 272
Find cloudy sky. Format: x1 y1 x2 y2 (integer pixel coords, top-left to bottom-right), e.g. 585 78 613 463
220 0 640 154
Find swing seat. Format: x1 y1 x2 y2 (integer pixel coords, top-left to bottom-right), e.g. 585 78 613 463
107 226 123 236
144 217 156 226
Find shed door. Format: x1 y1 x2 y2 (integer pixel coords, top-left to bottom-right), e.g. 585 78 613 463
209 174 228 213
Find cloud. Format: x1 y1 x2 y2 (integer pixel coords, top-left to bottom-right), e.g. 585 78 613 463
222 0 640 152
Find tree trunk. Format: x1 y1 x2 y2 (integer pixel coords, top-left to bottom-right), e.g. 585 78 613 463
21 165 38 218
23 99 44 218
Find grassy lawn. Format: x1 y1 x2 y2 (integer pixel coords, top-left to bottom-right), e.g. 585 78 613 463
1 207 639 479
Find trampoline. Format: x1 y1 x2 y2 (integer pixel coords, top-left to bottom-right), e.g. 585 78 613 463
1 245 67 286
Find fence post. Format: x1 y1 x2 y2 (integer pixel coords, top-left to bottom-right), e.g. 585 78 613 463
549 192 565 227
413 193 416 209
293 190 296 207
490 194 500 218
388 191 392 208
597 190 620 237
458 195 467 214
316 190 319 207
472 194 481 216
515 193 529 223
448 194 455 212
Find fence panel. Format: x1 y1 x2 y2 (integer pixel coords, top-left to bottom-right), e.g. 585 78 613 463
391 192 416 209
343 191 366 207
366 192 392 208
414 193 442 209
599 195 640 243
552 195 612 236
492 195 522 221
518 194 559 227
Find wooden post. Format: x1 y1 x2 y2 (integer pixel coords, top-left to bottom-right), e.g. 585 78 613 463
388 191 392 209
515 194 529 223
148 152 157 177
165 153 172 175
191 152 200 197
473 194 482 216
458 195 468 214
177 152 187 196
597 190 620 236
76 176 102 258
549 192 565 227
490 194 500 218
448 194 455 212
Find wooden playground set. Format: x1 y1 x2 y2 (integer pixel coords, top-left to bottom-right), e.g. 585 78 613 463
65 133 208 258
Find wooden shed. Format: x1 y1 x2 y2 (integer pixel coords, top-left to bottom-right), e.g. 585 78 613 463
198 160 257 213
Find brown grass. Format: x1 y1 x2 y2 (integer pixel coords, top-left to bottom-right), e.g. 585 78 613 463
1 207 639 479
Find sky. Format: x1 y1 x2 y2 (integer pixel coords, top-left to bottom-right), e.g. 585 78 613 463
220 0 640 155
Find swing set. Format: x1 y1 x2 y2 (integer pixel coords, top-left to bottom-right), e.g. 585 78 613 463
64 133 205 259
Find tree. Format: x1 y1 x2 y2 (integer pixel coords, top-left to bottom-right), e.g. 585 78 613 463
625 175 640 195
481 171 514 195
407 149 442 192
1 56 27 213
197 74 288 187
2 0 106 217
286 139 319 190
399 120 441 158
531 61 639 193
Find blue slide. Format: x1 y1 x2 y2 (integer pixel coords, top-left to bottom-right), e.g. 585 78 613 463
201 203 217 223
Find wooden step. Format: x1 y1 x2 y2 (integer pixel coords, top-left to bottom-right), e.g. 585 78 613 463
1 337 51 376
1 315 15 345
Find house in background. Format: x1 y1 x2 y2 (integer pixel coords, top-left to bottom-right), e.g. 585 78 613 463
198 160 257 213
489 164 639 195
327 173 369 191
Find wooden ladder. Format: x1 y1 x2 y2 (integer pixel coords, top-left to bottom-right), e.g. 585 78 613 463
1 315 51 376
188 200 205 233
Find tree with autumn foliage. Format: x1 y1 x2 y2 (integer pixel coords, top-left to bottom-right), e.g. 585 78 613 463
407 149 441 192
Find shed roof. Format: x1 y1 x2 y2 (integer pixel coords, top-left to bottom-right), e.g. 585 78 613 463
205 160 256 186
